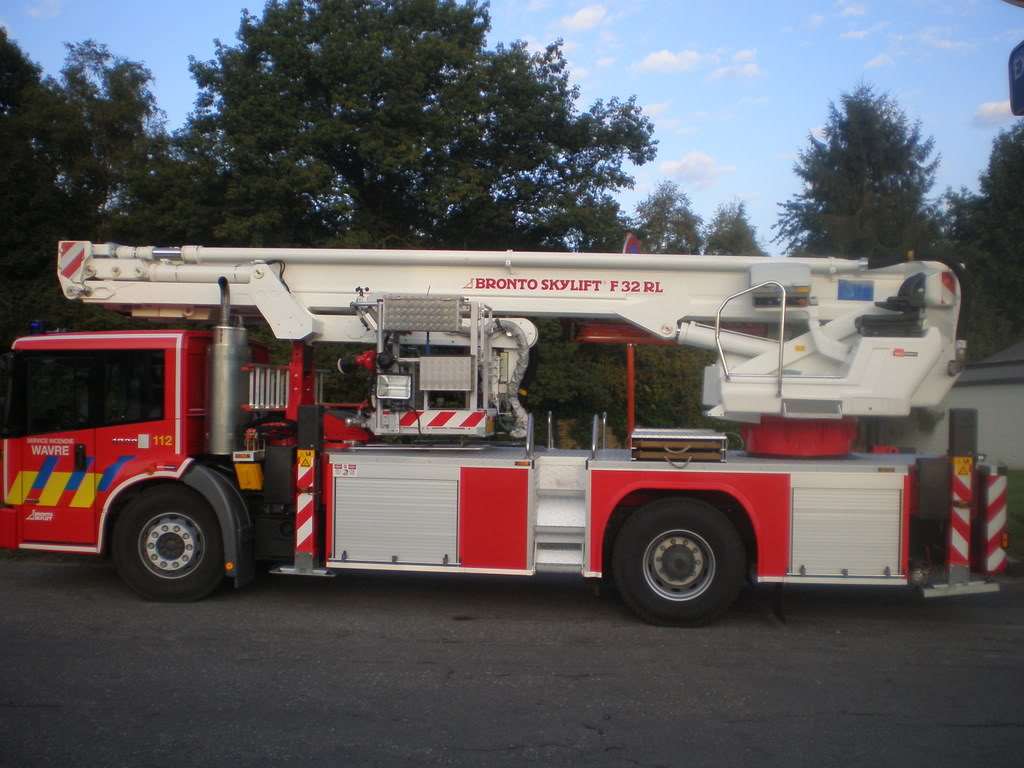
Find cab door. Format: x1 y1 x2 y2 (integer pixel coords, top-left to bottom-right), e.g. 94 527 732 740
4 347 170 547
7 351 99 545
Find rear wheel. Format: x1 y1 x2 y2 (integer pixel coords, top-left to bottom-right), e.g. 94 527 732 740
612 498 744 626
112 486 224 601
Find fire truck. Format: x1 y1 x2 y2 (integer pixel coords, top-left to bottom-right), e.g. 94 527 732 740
0 240 1007 625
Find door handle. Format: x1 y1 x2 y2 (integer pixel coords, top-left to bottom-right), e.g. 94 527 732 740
74 443 87 473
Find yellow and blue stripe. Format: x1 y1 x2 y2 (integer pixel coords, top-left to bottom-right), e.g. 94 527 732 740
5 455 135 508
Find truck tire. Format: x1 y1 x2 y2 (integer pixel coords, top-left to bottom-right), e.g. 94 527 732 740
612 498 744 626
112 485 225 601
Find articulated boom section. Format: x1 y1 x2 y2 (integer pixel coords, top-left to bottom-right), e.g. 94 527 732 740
57 241 964 430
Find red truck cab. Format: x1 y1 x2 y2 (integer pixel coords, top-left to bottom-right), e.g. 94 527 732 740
0 331 212 552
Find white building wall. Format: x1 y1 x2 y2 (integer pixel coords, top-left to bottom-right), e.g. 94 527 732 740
882 384 1024 468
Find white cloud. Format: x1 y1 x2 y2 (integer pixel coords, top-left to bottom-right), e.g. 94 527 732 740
808 14 826 29
712 62 759 80
660 152 736 190
915 27 968 51
865 53 893 68
560 4 607 31
595 56 616 70
569 66 590 82
839 2 867 17
636 49 709 73
841 22 890 40
527 0 549 11
997 28 1024 43
973 101 1012 126
643 101 672 118
666 111 712 136
25 0 61 18
711 49 760 80
655 118 687 135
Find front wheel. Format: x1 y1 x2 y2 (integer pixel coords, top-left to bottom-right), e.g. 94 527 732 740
112 485 225 601
612 498 744 626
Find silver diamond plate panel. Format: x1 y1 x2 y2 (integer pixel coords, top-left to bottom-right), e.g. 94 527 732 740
382 295 461 332
419 356 473 391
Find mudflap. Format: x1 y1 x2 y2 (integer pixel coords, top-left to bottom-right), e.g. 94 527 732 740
184 463 256 588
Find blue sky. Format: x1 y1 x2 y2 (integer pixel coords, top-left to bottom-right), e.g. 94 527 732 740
3 0 1021 254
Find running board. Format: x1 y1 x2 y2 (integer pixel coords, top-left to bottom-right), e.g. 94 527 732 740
270 566 335 578
920 581 999 598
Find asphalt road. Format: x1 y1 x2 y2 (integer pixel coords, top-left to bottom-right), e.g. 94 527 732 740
1 555 1022 768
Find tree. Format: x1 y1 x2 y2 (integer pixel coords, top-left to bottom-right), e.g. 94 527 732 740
0 33 162 347
183 0 655 249
56 41 165 241
774 84 939 261
703 200 765 256
0 29 67 282
631 180 702 254
942 123 1024 359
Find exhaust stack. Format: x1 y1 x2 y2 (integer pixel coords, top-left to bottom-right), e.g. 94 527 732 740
206 277 248 455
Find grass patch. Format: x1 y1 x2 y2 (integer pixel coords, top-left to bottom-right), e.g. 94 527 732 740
1008 470 1024 561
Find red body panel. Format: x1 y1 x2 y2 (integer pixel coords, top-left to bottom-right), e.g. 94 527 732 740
589 470 791 577
0 505 14 549
459 467 529 569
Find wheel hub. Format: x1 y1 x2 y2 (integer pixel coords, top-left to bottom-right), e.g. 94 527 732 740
643 530 715 601
139 514 203 579
656 540 702 585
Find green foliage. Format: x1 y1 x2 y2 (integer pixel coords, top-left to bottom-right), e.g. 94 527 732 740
523 319 621 445
774 84 939 261
631 180 702 254
0 30 67 285
633 345 717 431
703 200 765 256
941 123 1024 360
56 40 165 237
0 32 164 348
183 0 655 250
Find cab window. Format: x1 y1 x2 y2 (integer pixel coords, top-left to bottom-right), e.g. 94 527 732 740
3 348 166 437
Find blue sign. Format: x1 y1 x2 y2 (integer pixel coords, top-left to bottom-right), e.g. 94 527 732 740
1011 39 1024 116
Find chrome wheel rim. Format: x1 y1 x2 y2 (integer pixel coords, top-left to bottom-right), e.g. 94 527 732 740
138 513 204 579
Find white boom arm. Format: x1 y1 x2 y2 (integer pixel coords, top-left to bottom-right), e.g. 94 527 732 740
57 241 964 423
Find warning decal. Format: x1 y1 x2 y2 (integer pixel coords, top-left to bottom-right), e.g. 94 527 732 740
298 450 314 468
954 456 973 476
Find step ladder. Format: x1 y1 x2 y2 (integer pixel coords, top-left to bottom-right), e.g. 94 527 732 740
533 454 589 572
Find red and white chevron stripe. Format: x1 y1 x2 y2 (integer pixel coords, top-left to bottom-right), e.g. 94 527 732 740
984 471 1008 574
948 470 972 567
58 241 87 282
398 410 486 429
294 453 316 554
